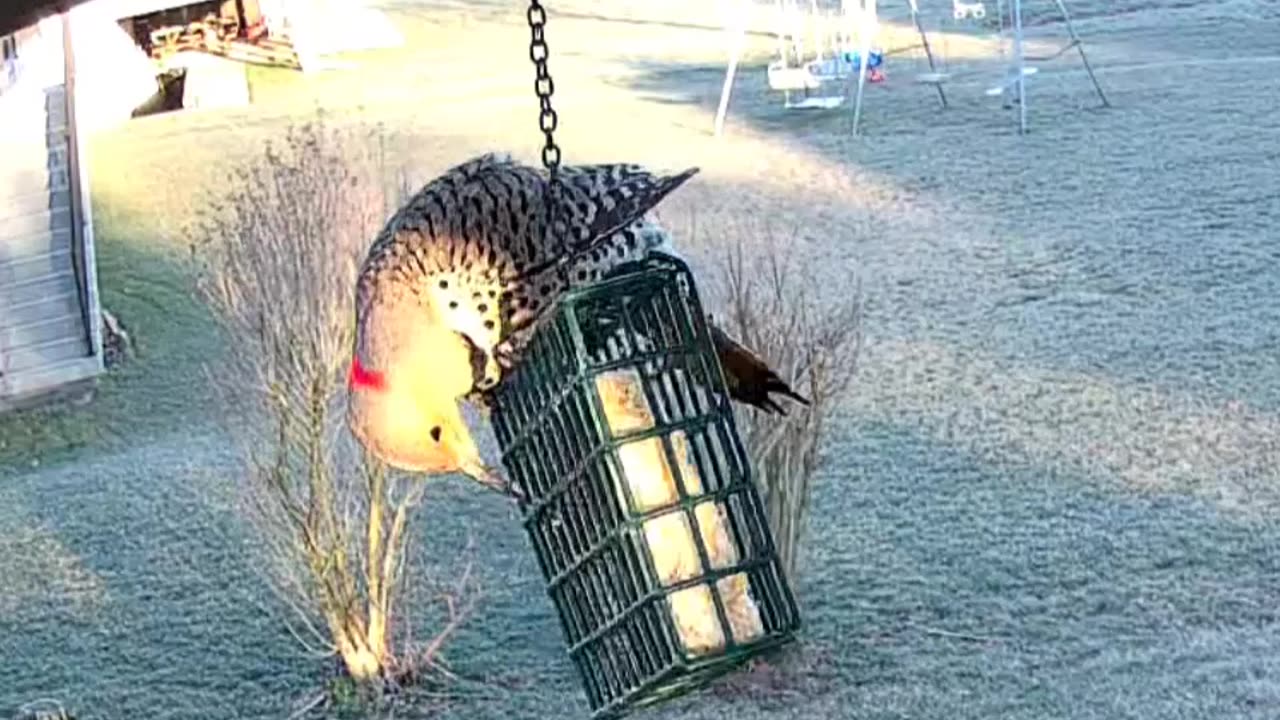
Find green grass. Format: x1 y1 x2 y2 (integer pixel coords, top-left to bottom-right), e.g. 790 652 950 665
0 209 223 470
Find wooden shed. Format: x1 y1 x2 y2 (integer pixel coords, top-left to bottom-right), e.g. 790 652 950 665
0 12 104 411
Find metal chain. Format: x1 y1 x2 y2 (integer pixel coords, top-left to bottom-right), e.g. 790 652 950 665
527 0 561 179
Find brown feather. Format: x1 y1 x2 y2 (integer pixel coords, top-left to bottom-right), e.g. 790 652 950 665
707 320 810 415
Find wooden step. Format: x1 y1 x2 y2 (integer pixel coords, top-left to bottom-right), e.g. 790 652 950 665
3 287 80 324
0 133 68 163
0 227 74 262
0 312 85 352
0 249 74 286
0 186 71 221
0 269 77 308
0 96 67 139
0 207 73 241
1 334 90 374
0 125 68 153
0 355 101 413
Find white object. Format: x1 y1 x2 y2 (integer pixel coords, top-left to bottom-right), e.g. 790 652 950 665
849 0 877 135
164 51 250 110
953 0 986 20
767 60 822 91
713 0 749 137
270 0 403 72
786 95 844 109
64 1 161 131
595 370 765 655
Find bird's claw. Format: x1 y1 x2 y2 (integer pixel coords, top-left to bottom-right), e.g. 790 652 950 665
468 461 526 503
494 340 525 373
491 475 528 504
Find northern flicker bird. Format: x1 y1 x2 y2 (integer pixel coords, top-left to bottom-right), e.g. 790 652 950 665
347 153 809 494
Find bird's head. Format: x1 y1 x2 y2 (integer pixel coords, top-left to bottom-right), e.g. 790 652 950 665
346 294 490 477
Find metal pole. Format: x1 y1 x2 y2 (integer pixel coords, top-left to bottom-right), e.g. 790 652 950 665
1012 0 1026 133
811 0 823 62
1054 0 1110 107
713 1 748 137
996 0 1011 109
908 0 947 107
851 0 874 135
995 0 1007 65
780 0 794 108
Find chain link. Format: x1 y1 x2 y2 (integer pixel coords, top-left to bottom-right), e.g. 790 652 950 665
527 1 561 178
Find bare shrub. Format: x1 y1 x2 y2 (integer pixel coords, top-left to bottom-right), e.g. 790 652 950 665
187 118 477 697
705 223 862 587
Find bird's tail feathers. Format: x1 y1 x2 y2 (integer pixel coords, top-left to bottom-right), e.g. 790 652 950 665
709 321 812 416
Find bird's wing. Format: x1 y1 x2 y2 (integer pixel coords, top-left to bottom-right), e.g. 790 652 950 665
559 163 700 246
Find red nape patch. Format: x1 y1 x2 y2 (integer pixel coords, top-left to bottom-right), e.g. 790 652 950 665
348 355 386 391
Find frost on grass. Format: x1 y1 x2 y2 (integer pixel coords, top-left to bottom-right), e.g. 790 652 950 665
858 339 1280 514
0 519 106 620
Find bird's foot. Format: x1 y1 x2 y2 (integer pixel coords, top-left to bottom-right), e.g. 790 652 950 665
494 338 527 373
466 460 526 503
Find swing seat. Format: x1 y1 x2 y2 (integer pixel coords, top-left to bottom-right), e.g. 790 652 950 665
785 95 845 110
985 66 1038 96
916 71 951 84
767 61 822 91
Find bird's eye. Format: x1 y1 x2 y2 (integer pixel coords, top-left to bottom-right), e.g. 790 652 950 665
430 426 443 442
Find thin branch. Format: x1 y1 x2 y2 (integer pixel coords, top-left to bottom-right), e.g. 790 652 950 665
286 691 327 720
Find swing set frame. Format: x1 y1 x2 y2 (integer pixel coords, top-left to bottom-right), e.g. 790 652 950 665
713 0 1108 137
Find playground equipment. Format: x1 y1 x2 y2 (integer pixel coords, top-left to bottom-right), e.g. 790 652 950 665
917 0 1109 134
713 0 945 136
765 0 862 110
1001 0 1109 132
765 47 884 110
849 0 950 135
952 0 985 20
715 0 1108 137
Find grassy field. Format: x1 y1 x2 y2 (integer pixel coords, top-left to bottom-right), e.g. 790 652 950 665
3 0 1280 718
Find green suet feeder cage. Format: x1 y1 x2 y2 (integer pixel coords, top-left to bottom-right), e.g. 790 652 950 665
490 253 802 719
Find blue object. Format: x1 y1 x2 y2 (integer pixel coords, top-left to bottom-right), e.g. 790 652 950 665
841 49 883 70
